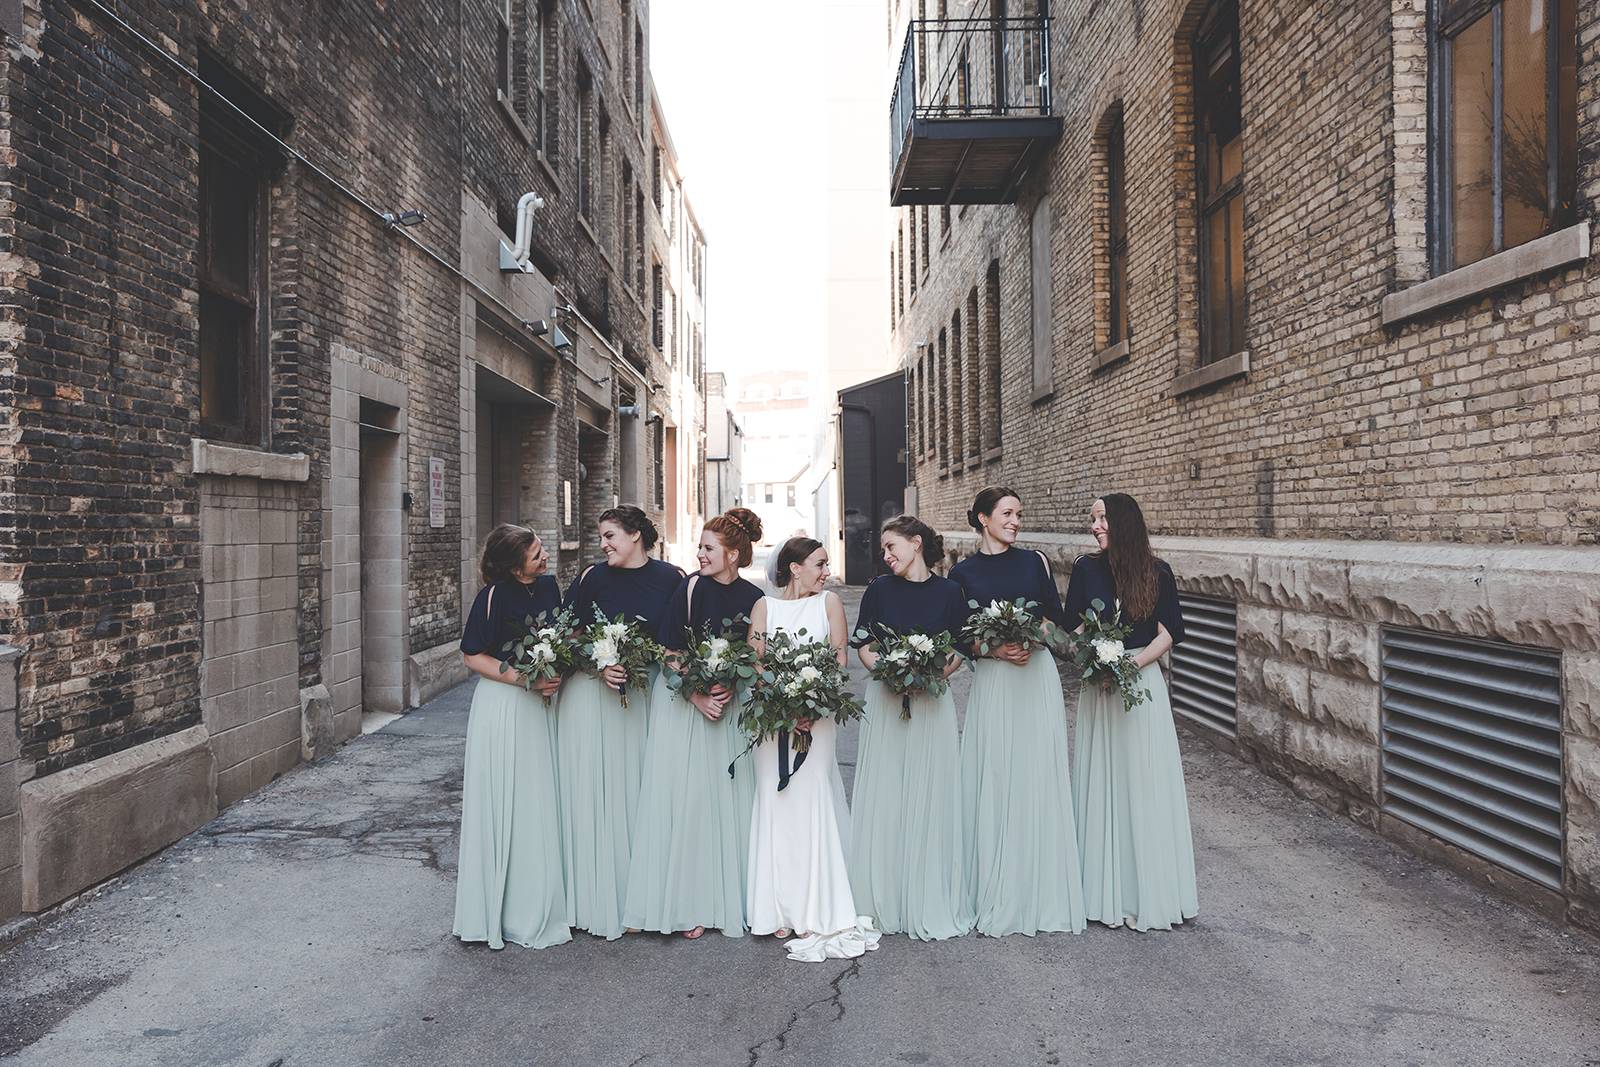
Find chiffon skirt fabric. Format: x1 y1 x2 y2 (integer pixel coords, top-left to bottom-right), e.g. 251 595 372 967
960 655 1087 936
556 670 649 940
748 718 881 962
849 680 973 941
621 673 754 936
1074 655 1199 931
452 678 570 950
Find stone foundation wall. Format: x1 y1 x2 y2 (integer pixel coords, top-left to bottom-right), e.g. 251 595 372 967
945 532 1600 931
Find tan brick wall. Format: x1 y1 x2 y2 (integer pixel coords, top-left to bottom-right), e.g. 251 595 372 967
894 0 1600 547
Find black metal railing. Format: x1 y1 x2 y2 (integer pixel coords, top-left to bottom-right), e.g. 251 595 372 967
890 17 1053 173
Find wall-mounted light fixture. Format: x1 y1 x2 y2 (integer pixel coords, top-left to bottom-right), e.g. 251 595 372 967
382 209 427 230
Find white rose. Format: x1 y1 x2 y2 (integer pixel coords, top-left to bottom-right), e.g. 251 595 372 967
537 627 559 641
592 636 620 669
530 642 555 665
603 621 630 640
708 637 730 656
704 654 725 673
1093 638 1124 666
798 665 820 683
985 601 1004 618
907 633 934 654
794 651 812 665
886 648 908 663
784 679 802 696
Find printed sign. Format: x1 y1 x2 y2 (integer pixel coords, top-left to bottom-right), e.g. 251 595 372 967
429 457 445 528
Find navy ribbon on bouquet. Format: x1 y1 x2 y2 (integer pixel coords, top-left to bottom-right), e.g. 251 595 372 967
775 729 806 792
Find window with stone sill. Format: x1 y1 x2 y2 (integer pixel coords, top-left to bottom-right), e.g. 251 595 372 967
197 53 284 448
1429 0 1577 274
577 65 594 221
1194 0 1246 367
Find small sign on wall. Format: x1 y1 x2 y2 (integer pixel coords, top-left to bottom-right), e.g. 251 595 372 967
564 480 573 527
429 457 446 528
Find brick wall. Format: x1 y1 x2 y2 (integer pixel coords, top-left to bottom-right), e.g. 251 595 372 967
895 0 1600 546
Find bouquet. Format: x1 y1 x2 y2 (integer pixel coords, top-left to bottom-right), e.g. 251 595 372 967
666 616 759 701
1066 598 1151 710
851 624 956 719
577 607 663 708
501 605 582 706
960 597 1048 662
741 628 864 754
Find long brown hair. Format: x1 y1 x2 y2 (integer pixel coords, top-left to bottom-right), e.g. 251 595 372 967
1100 493 1159 621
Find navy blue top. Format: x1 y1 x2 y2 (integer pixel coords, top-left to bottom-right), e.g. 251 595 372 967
563 558 684 641
1063 554 1185 648
460 575 563 657
949 547 1066 628
656 574 764 651
850 574 968 648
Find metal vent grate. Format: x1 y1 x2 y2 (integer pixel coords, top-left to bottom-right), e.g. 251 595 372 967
1170 594 1238 737
1380 627 1563 890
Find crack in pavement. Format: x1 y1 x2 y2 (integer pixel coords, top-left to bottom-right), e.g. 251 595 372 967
745 958 862 1066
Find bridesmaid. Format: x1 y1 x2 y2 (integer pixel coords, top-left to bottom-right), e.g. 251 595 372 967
950 486 1087 936
623 507 765 940
1068 493 1198 931
849 515 973 941
453 524 569 949
559 504 683 940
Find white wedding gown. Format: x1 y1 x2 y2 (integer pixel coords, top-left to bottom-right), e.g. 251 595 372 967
747 592 880 962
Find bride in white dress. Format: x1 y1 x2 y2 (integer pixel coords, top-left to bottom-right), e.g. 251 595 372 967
746 537 881 962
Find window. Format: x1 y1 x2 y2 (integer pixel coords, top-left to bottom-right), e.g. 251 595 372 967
936 328 949 468
917 0 927 85
940 203 951 242
634 24 645 117
787 484 797 508
1106 109 1130 345
651 263 664 350
599 105 614 243
668 290 677 363
577 68 593 220
764 484 774 504
634 190 646 292
496 0 512 100
919 206 930 275
923 345 936 457
652 143 663 207
897 224 906 316
622 163 635 288
909 358 921 457
949 308 965 462
1194 0 1245 364
538 0 558 154
197 56 282 446
1432 0 1577 272
964 288 981 459
908 210 918 297
983 261 1002 451
1029 198 1053 398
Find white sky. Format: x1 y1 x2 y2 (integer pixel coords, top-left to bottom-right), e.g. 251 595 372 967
651 0 888 393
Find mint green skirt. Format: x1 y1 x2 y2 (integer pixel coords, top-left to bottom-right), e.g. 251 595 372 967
960 655 1087 936
621 673 754 936
556 670 649 940
452 677 570 949
849 680 973 940
1074 656 1198 930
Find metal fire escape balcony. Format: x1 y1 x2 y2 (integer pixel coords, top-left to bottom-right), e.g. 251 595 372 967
890 16 1062 206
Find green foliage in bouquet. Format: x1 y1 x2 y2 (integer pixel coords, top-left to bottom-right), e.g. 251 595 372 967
577 606 663 708
851 623 956 720
666 616 759 699
741 627 864 753
500 605 582 706
960 597 1049 664
1066 598 1151 710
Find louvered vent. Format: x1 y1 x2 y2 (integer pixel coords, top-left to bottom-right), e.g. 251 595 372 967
1170 594 1238 736
1380 627 1563 890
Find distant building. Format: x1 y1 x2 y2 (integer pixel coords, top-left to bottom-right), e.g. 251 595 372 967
729 370 815 543
705 372 744 516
